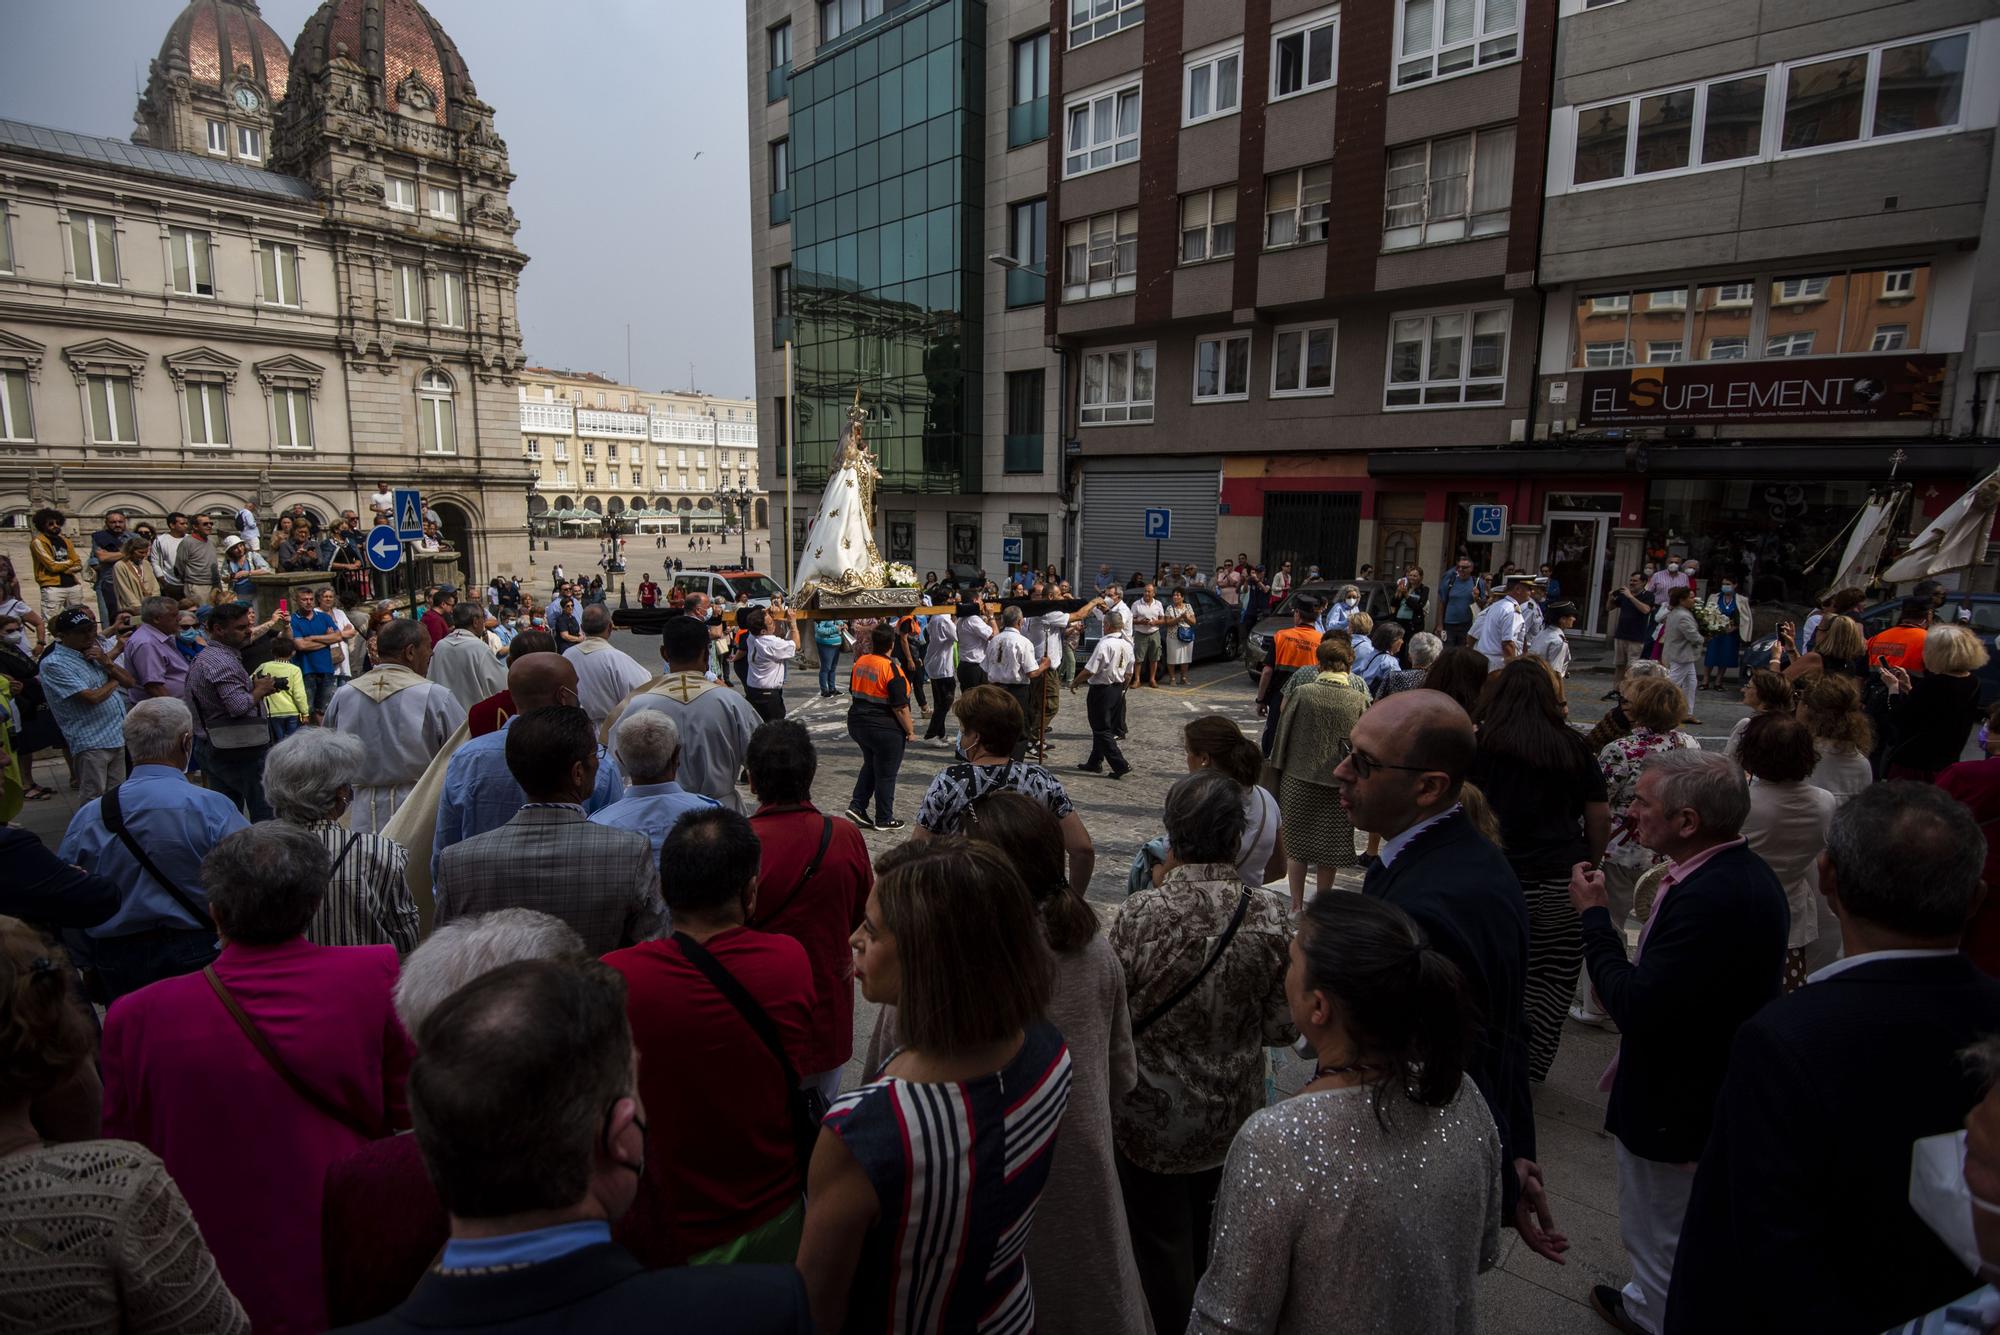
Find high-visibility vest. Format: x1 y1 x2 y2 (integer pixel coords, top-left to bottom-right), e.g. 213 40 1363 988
850 652 901 702
1272 625 1322 670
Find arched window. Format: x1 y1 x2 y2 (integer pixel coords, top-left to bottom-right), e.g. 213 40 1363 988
418 370 457 455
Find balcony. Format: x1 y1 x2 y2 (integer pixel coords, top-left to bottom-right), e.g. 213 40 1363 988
576 409 648 439
1005 268 1045 309
767 62 790 103
1007 97 1048 150
1004 433 1044 474
769 188 791 226
519 401 573 433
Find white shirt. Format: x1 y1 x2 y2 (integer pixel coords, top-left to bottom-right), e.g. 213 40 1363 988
1130 598 1166 634
989 627 1039 684
744 632 798 689
1474 597 1527 669
1378 804 1464 869
1028 610 1069 662
563 637 653 724
369 490 394 514
958 614 994 665
327 607 357 677
1533 625 1571 677
1081 632 1134 685
1807 947 1959 985
150 533 183 585
1271 571 1293 599
923 615 958 679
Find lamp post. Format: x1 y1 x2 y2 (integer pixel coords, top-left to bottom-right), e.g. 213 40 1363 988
715 479 753 569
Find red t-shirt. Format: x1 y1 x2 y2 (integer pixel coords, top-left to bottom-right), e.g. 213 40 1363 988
748 803 874 1075
420 608 449 646
467 688 514 738
604 928 815 1258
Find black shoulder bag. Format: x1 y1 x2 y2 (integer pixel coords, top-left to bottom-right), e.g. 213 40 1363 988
1133 889 1252 1036
672 931 830 1179
101 785 212 931
751 816 834 930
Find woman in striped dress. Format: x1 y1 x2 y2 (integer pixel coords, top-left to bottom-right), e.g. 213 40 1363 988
1469 660 1610 1083
798 837 1073 1335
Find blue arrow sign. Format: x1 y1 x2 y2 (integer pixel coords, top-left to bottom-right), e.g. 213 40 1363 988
366 525 404 572
393 488 424 541
1144 507 1172 541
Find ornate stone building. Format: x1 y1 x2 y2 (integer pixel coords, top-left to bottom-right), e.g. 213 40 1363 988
0 0 532 581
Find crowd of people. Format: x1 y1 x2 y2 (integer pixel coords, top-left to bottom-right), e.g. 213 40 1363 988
8 511 2000 1335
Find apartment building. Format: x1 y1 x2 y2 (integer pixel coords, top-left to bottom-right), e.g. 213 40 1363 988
1046 0 1559 582
518 368 767 533
744 0 1068 581
1382 0 2000 629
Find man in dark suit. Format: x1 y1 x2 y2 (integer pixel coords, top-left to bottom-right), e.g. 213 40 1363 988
1567 749 1787 1335
1666 782 2000 1333
433 706 665 956
334 956 810 1335
1335 690 1567 1265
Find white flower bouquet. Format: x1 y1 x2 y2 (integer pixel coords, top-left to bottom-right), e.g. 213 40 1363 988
885 562 919 589
1691 601 1734 637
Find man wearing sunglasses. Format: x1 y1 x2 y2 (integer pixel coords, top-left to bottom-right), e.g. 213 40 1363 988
1333 689 1566 1270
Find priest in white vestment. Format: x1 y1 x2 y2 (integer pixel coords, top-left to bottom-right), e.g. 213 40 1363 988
427 602 508 710
608 612 760 811
325 617 468 834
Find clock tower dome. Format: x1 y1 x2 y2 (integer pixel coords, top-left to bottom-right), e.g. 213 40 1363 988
133 0 291 163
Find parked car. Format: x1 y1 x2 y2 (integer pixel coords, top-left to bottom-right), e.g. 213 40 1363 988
1243 579 1398 682
613 567 786 635
1075 586 1241 665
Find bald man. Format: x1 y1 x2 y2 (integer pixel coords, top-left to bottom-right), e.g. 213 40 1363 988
1331 689 1563 1266
430 651 626 880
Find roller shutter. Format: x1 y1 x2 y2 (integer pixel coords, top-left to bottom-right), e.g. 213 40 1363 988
1080 456 1220 581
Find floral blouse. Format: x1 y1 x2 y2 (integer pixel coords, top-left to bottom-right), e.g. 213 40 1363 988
1598 727 1699 869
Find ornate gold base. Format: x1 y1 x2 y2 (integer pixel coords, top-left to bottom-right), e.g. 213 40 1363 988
802 586 926 612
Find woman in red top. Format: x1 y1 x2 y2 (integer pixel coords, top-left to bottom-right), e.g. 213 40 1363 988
746 718 875 1098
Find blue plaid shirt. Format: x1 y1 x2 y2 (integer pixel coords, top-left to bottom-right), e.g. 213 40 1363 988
39 644 128 752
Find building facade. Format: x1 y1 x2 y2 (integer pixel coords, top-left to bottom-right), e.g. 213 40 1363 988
0 0 533 583
517 367 767 534
744 0 1069 584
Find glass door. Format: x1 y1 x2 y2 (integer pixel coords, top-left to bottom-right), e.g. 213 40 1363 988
1542 513 1611 635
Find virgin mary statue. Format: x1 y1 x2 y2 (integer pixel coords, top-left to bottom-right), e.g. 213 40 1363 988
792 394 888 598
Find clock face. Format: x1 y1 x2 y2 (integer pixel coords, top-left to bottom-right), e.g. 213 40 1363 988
233 87 259 112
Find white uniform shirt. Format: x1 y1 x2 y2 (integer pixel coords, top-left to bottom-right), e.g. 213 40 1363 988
744 632 798 689
989 627 1039 684
923 615 958 679
1533 626 1572 677
1475 597 1528 670
564 637 654 725
1028 610 1070 662
958 614 994 665
1082 633 1134 685
1130 598 1166 636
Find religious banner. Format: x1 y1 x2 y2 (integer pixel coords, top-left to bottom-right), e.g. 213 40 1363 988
1579 354 1947 426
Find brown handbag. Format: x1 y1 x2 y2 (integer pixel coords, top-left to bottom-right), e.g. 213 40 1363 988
203 967 380 1140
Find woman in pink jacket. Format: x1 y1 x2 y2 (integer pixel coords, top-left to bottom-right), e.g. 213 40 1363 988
102 821 414 1334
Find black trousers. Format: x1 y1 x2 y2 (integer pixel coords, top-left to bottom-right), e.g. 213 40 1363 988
924 674 957 739
1001 682 1037 760
1116 1150 1226 1335
847 719 906 822
956 660 989 690
1083 683 1129 773
744 686 786 724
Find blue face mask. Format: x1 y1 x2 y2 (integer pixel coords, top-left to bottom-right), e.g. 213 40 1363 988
177 630 203 647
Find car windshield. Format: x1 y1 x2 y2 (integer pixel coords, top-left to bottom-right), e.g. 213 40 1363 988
1273 584 1336 617
725 574 783 600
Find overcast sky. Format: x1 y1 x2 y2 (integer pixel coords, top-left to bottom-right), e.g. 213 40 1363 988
0 0 756 397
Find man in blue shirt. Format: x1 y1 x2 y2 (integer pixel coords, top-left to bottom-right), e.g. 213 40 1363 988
433 652 623 879
590 711 718 864
57 696 247 1000
1436 556 1489 648
289 583 344 723
40 607 136 801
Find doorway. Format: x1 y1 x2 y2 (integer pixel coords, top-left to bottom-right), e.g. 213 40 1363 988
1541 511 1611 635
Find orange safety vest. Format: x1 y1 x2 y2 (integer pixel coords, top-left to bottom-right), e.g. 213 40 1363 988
850 652 902 702
1272 625 1323 670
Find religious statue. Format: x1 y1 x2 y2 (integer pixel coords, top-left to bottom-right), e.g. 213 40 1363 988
792 391 898 600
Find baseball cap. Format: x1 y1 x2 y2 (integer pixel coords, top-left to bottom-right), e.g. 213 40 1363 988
51 607 96 634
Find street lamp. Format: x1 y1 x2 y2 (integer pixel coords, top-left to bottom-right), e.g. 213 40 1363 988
714 478 754 569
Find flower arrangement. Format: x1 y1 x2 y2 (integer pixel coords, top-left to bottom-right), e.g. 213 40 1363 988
1691 601 1734 637
885 562 919 589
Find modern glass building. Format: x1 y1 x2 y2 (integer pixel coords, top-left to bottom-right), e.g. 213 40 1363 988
785 0 986 496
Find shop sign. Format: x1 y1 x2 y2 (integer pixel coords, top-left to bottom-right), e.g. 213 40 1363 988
1579 355 1947 426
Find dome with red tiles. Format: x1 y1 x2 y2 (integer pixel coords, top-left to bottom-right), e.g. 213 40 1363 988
152 0 292 102
291 0 477 121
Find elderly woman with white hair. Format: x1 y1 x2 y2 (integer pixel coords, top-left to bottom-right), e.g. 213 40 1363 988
587 709 721 862
1375 629 1441 698
264 728 419 954
320 909 589 1326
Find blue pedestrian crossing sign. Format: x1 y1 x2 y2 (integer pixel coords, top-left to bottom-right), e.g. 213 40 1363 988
1144 507 1172 541
1468 504 1508 540
366 525 404 572
393 488 425 541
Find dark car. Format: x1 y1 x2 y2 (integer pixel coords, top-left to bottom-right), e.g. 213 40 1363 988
924 564 987 601
1857 594 2000 706
1243 580 1399 681
1077 587 1241 664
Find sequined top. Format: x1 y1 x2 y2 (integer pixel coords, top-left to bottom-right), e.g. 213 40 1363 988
1191 1082 1503 1335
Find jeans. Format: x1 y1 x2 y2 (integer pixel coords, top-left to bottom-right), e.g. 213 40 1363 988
195 738 273 820
924 674 956 739
847 720 906 822
817 645 842 694
86 926 218 1004
268 716 301 742
1083 683 1129 773
1443 621 1472 648
302 672 336 717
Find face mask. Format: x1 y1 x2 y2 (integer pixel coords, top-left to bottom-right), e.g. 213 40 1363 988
1721 584 1735 593
178 630 202 647
953 736 969 760
1908 1130 1989 1275
1668 564 1681 573
1343 597 1357 608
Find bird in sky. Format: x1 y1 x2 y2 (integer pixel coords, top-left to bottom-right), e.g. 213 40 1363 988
693 151 703 160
